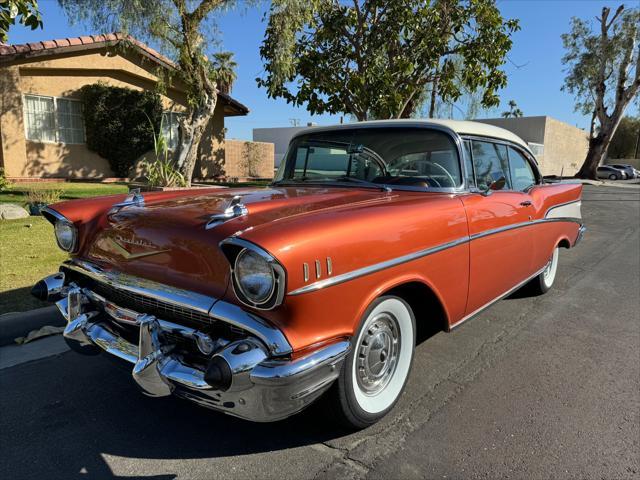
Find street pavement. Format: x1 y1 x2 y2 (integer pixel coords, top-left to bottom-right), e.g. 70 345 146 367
1 185 638 480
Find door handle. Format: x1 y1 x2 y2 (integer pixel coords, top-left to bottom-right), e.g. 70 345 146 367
520 201 532 207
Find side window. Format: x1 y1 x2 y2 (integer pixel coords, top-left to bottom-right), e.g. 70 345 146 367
471 141 511 191
508 147 537 191
463 140 475 187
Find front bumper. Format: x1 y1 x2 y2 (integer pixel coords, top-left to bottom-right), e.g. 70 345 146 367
36 262 349 422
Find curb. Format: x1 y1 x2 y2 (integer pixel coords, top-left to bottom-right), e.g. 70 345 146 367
0 306 64 346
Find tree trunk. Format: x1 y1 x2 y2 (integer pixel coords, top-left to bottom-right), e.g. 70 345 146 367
428 76 439 118
575 135 607 179
177 94 217 186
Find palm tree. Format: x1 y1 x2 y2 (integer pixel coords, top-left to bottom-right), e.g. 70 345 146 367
501 99 523 118
210 51 238 94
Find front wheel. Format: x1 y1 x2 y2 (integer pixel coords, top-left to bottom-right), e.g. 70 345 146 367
531 246 560 294
609 174 617 180
327 295 416 429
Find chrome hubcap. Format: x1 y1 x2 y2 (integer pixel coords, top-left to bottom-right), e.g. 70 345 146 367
356 313 401 395
543 252 555 281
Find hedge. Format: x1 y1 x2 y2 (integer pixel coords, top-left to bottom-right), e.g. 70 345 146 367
80 84 163 177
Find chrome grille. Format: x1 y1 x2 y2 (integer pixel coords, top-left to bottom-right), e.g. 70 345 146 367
64 269 212 326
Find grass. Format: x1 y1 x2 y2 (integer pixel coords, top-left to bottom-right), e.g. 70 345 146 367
0 180 269 313
0 217 67 313
0 182 130 206
0 182 128 314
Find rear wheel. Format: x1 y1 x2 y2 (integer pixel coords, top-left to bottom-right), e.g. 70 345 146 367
531 246 560 294
327 296 415 429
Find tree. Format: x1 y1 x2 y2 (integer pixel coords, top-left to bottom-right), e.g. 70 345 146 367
608 115 640 158
562 5 640 179
501 99 523 118
0 0 43 42
210 51 237 94
258 0 520 121
59 0 236 185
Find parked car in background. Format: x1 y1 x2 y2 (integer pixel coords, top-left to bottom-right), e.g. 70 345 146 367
608 164 638 179
597 165 626 180
32 120 585 429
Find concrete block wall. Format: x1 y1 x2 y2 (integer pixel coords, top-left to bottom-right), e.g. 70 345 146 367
223 140 275 179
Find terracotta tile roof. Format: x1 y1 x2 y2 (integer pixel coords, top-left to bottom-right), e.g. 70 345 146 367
0 33 248 115
0 32 176 69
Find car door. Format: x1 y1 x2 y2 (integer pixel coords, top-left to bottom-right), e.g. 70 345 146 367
460 139 536 318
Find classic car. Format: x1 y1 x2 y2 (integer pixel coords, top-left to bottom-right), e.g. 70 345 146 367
33 120 585 429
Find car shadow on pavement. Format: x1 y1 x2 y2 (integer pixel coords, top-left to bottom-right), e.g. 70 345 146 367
0 351 354 479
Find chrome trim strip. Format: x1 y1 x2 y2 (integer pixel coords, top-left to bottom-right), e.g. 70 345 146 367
469 217 582 242
450 264 548 330
288 236 469 296
288 217 582 296
62 259 216 314
209 301 292 356
41 206 67 224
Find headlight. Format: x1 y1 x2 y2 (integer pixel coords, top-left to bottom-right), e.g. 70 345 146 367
54 221 77 252
234 248 275 305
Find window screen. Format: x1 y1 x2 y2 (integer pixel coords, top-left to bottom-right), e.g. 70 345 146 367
24 95 56 143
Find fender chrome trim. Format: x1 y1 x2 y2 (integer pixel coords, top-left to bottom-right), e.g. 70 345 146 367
288 217 583 296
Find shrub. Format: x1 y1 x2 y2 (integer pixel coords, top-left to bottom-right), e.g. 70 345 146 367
0 167 10 192
24 186 64 205
80 83 163 177
141 116 186 188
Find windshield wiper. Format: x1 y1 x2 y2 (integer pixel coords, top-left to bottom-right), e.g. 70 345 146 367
335 176 392 192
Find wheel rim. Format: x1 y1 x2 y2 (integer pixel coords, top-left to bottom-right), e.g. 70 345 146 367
356 313 401 396
351 298 414 414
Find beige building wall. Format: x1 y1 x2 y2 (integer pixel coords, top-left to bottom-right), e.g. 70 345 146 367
222 140 275 179
476 116 588 176
540 117 588 177
0 47 237 180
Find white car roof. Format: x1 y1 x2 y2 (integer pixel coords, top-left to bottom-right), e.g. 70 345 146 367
295 119 531 152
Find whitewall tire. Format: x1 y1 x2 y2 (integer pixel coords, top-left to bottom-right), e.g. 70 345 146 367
327 295 416 429
532 246 560 294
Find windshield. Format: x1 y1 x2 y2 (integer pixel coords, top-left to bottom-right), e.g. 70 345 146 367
274 127 462 189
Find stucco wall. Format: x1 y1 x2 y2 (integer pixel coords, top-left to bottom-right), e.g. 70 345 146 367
0 48 226 179
541 117 588 177
220 140 275 179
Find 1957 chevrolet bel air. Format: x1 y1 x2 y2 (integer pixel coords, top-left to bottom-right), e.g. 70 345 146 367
33 120 585 428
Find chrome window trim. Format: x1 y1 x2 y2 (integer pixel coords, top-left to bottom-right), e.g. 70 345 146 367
219 237 287 310
288 217 582 296
279 123 470 194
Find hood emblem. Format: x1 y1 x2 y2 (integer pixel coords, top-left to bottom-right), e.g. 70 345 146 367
205 195 248 230
105 236 169 260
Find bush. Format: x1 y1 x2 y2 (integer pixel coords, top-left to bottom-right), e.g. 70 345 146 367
0 167 10 192
80 83 163 177
24 186 64 205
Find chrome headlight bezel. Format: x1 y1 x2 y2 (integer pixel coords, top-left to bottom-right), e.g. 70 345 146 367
54 220 78 252
221 238 286 310
42 207 78 253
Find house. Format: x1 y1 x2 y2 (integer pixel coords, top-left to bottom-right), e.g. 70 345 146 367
475 116 589 176
0 33 274 181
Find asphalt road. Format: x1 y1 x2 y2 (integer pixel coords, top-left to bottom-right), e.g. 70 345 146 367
1 185 638 480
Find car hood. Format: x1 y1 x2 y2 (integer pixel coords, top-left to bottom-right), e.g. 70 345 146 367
63 186 399 300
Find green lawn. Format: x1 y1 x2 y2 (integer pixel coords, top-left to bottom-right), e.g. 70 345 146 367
0 182 128 313
0 180 270 313
0 181 130 206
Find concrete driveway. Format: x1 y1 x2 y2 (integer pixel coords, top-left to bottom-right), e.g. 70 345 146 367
1 185 638 480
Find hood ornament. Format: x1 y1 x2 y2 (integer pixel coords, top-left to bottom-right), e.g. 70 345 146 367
110 188 145 213
206 195 248 230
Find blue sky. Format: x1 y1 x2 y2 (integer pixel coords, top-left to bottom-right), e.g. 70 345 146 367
7 0 639 140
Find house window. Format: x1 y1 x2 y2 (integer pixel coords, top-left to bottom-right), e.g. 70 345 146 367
23 94 85 144
162 111 183 150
